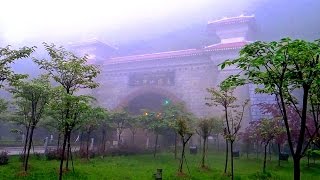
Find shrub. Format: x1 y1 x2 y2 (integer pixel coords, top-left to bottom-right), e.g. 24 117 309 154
0 151 9 165
46 149 63 161
76 149 96 159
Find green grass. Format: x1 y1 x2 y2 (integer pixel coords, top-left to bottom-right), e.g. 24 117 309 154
0 152 319 180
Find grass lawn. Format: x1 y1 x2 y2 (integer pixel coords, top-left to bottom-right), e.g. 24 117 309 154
0 151 319 180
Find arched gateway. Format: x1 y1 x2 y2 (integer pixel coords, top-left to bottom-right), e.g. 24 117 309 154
73 15 275 128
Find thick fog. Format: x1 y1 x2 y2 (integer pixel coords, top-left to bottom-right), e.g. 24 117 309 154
0 0 319 76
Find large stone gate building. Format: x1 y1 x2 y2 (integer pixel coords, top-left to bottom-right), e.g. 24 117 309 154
73 15 273 129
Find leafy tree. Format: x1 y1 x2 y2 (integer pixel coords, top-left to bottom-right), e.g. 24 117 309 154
206 86 248 180
141 111 167 158
80 106 107 160
162 103 187 159
196 117 217 168
8 99 31 167
49 90 93 169
109 110 129 144
34 43 100 180
220 38 320 180
175 114 194 174
255 118 283 173
127 115 142 146
0 45 35 88
10 75 52 172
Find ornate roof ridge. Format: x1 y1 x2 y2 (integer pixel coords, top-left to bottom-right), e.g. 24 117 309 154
105 41 250 65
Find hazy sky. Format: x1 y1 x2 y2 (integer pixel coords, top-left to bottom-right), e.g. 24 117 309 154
0 0 265 44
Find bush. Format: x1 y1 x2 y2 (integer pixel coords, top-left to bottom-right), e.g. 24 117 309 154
104 146 153 157
46 149 63 161
0 151 9 165
76 149 96 159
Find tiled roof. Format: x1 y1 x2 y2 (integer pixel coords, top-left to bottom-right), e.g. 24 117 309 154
208 15 255 26
104 41 250 65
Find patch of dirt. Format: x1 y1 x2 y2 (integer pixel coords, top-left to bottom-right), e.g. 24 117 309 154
17 171 28 177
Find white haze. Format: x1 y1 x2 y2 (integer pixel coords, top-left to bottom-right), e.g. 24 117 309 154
0 0 265 44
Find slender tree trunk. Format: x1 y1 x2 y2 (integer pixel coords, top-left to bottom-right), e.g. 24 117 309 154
23 124 30 166
80 131 84 151
179 142 186 173
224 139 228 173
101 129 106 154
154 133 158 158
65 132 71 170
201 136 207 168
118 129 121 144
269 143 272 161
24 125 35 172
174 132 177 159
86 131 90 160
256 142 259 159
278 144 281 166
59 130 68 180
230 141 234 180
217 135 220 152
132 132 135 145
293 157 301 180
263 144 268 173
57 133 61 150
307 153 310 167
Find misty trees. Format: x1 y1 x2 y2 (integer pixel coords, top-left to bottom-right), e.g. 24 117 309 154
141 111 167 158
254 118 283 173
127 115 141 145
162 103 187 159
109 110 129 144
196 117 219 168
206 86 248 180
81 106 107 160
220 38 320 180
10 75 52 172
33 43 100 180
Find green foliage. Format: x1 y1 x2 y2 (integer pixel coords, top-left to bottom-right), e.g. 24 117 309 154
140 110 168 134
48 91 94 130
0 45 35 88
33 42 100 94
206 86 249 142
81 106 108 133
10 75 53 125
197 117 221 138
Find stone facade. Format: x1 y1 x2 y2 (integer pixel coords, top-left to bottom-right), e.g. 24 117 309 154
74 15 270 131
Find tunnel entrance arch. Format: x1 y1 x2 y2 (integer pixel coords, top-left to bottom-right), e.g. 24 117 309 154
116 87 181 115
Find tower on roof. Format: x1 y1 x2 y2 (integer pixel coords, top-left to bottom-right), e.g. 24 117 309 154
207 14 256 44
69 39 117 64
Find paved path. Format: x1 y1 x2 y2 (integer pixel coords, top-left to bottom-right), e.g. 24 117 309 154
0 146 79 155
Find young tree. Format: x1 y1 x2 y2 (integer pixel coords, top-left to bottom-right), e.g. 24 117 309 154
206 86 249 180
141 111 167 158
127 115 141 146
255 118 283 173
196 117 216 168
81 107 107 160
163 103 187 159
34 43 99 180
10 75 52 172
109 110 129 144
175 114 194 174
220 38 320 180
